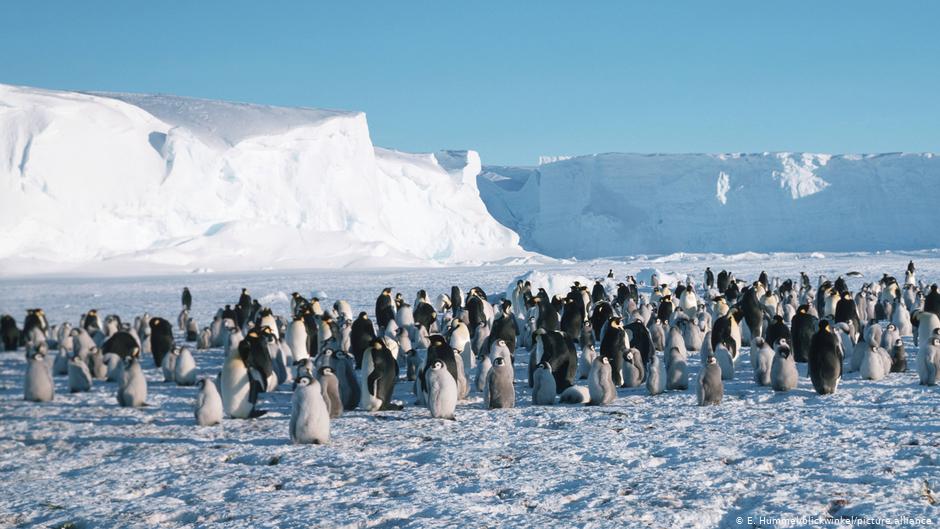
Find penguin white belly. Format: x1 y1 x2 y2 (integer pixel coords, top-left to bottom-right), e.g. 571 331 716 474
221 358 253 418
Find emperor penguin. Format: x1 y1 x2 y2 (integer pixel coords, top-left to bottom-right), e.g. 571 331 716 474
665 346 689 390
289 375 330 444
287 317 309 363
646 353 666 396
916 311 940 349
221 332 254 419
577 338 597 380
68 354 93 393
175 347 197 386
621 348 644 388
532 361 556 405
427 360 458 420
808 321 842 395
88 347 107 380
24 348 54 402
333 350 361 410
485 356 515 409
588 356 617 405
917 336 940 385
697 355 724 406
117 353 148 407
194 378 223 426
359 338 401 411
713 342 735 381
770 339 798 392
317 366 343 419
859 340 891 381
889 339 907 373
161 346 179 382
751 337 774 386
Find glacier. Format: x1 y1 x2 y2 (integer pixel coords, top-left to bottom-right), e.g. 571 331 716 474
0 84 530 275
479 152 940 259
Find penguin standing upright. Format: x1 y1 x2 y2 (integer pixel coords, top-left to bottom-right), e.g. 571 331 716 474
181 287 192 310
426 360 458 420
890 339 907 373
770 339 798 392
161 347 179 382
789 305 817 363
149 318 174 368
350 312 377 368
68 355 93 393
917 337 940 385
175 347 197 386
317 366 343 419
599 318 628 386
375 288 396 331
665 346 689 390
359 338 401 411
289 376 330 444
808 321 842 395
221 332 255 418
486 356 515 409
532 361 556 405
697 355 724 406
646 353 666 395
588 356 616 405
751 337 774 386
194 378 223 426
117 354 148 407
24 348 54 402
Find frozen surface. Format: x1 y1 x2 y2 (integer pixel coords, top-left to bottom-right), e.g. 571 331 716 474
1 252 939 528
479 152 940 258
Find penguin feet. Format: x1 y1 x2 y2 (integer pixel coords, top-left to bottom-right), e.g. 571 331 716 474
248 409 268 418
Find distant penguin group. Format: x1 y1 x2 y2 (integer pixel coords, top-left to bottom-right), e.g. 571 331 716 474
12 262 940 448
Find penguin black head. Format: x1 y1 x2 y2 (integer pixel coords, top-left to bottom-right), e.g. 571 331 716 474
494 357 506 366
196 378 207 389
429 335 447 346
297 374 314 386
536 360 550 370
358 312 369 319
819 320 831 332
318 366 334 376
706 355 717 365
431 360 445 370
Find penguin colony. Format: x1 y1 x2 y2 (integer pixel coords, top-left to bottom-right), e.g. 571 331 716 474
10 260 940 445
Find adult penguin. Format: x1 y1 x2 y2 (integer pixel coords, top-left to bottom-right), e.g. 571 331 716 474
590 302 614 341
301 307 320 359
466 294 487 330
591 280 607 304
413 301 436 333
625 319 654 366
359 338 401 411
789 305 818 363
350 312 377 369
724 281 740 304
181 287 192 310
740 285 763 340
101 331 140 359
240 330 276 402
237 288 252 326
538 330 578 393
710 314 736 358
716 270 731 294
834 292 861 339
536 296 560 333
560 296 584 341
375 288 396 331
600 317 629 387
925 285 940 317
656 296 674 324
808 320 842 395
149 318 174 368
1 315 20 351
705 267 714 289
765 315 792 348
489 301 517 359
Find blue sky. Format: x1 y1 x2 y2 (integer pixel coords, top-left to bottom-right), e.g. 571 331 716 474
2 1 938 165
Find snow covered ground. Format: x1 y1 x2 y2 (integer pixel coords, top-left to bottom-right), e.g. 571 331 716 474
1 252 939 528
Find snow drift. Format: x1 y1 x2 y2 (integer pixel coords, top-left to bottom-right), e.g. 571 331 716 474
479 152 940 259
0 84 528 275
